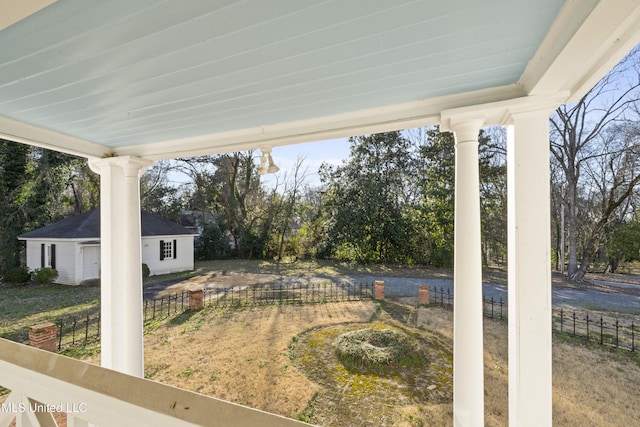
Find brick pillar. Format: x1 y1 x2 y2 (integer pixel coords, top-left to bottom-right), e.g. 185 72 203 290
29 322 58 352
374 281 384 300
189 289 204 310
419 285 430 305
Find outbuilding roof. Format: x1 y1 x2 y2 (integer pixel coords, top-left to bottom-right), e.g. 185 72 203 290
18 209 196 239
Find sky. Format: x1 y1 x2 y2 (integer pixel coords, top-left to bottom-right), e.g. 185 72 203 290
164 136 352 190
257 137 352 189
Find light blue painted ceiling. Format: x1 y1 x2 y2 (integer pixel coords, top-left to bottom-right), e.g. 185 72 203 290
0 0 566 152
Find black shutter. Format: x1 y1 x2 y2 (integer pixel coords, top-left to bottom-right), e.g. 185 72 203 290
51 244 56 269
41 244 45 268
160 240 165 260
173 239 177 259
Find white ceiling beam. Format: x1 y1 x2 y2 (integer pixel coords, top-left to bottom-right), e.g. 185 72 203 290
522 0 640 102
114 84 525 160
0 116 111 159
440 91 569 132
0 0 56 31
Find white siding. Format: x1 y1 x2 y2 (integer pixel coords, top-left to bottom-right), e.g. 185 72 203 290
22 235 195 284
81 245 100 281
142 236 194 276
24 240 41 273
24 240 79 285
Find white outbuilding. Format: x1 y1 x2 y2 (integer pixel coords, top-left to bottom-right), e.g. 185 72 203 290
18 209 197 285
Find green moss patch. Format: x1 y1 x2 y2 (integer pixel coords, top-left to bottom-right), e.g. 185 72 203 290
334 328 424 371
290 321 453 426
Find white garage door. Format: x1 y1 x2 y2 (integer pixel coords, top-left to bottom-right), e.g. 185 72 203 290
83 246 100 280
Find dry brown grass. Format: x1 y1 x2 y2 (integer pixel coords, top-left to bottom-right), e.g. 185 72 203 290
70 300 640 426
417 306 640 427
143 302 377 418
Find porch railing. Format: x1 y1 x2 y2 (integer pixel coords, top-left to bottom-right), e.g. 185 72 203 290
0 338 310 427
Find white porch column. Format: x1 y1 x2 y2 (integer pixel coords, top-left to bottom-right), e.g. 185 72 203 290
506 109 553 426
450 119 485 427
89 156 154 377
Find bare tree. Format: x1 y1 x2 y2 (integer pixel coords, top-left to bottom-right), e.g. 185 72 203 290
274 156 309 260
550 47 640 281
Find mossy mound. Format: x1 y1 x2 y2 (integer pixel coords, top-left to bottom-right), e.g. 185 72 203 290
333 328 423 370
291 321 453 426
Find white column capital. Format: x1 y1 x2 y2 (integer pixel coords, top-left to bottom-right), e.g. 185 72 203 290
441 92 568 128
502 99 561 126
440 117 485 144
88 155 155 177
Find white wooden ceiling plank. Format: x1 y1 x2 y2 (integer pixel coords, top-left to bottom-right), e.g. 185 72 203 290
100 78 510 147
0 0 560 130
0 1 158 81
89 63 522 145
0 2 420 112
35 40 528 135
11 16 538 127
0 1 335 91
0 0 594 157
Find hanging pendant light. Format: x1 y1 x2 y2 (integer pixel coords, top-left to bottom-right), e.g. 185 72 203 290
258 147 279 174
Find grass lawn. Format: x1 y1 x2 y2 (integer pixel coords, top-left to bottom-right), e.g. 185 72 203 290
70 300 640 426
2 259 640 425
0 282 99 343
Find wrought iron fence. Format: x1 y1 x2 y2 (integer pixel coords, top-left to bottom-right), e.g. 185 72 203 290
428 285 638 355
143 291 190 323
51 282 637 357
428 286 506 320
203 281 373 308
553 307 637 353
55 308 101 350
53 283 372 349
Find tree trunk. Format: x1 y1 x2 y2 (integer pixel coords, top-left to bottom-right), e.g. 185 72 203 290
567 187 579 278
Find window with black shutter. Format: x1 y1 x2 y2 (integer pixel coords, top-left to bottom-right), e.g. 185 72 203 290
50 244 56 269
40 243 45 268
160 240 173 260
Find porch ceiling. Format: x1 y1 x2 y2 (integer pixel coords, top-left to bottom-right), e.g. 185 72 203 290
1 0 640 160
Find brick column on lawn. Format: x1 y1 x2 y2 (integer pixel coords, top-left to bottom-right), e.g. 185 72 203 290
189 289 204 311
374 281 384 300
29 322 58 352
419 285 430 305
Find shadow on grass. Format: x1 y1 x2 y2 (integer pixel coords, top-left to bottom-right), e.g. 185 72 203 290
167 310 200 326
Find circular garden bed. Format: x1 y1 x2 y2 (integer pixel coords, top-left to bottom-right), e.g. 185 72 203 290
333 328 424 370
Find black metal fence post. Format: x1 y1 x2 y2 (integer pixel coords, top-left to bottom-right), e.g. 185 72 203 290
84 312 90 345
72 316 77 345
57 320 63 350
599 316 604 345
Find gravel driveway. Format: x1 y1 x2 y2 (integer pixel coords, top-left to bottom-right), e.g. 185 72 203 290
146 271 640 315
344 275 640 315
